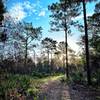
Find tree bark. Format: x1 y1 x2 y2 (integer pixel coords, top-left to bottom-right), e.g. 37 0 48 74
63 54 65 68
65 29 69 79
47 50 50 65
82 0 91 85
24 39 28 67
33 49 35 64
63 0 69 79
51 52 52 65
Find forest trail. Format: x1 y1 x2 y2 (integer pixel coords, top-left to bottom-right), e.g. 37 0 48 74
39 79 100 100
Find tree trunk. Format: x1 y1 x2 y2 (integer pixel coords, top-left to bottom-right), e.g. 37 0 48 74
24 39 28 67
63 54 65 68
63 0 69 79
82 0 91 85
33 49 35 64
47 50 50 65
65 28 69 79
1 43 5 61
51 52 52 65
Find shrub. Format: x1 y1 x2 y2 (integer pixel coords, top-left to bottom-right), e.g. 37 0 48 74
71 72 84 84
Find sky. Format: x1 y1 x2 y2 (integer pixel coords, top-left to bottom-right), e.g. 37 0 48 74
5 0 98 53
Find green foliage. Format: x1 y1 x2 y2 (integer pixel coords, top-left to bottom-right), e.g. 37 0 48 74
48 0 80 32
0 72 64 99
41 38 57 51
0 74 30 98
71 72 84 84
88 2 100 53
17 76 30 90
96 96 100 100
31 71 49 78
27 88 39 96
87 2 100 85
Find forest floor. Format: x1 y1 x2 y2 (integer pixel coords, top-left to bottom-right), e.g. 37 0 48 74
1 73 100 100
38 79 100 100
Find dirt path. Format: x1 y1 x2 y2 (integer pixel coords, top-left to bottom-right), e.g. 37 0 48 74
38 80 100 100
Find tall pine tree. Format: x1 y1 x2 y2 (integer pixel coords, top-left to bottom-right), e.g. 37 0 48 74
48 0 80 78
81 0 97 85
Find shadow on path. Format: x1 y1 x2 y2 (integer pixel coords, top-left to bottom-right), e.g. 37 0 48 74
68 83 100 100
38 80 100 100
